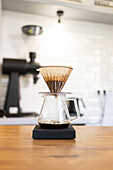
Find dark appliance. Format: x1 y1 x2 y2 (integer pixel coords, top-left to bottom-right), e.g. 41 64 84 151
67 98 86 117
1 52 40 117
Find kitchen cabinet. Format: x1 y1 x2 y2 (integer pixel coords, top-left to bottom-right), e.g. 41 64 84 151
2 0 113 24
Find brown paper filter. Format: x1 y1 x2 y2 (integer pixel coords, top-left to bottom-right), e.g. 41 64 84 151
39 66 73 92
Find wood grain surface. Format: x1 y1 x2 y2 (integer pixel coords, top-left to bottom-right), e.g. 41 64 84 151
0 125 113 170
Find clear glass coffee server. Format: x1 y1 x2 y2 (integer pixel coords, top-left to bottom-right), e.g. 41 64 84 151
38 92 79 128
38 65 79 128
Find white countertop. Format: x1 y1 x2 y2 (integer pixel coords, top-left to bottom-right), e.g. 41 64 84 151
0 116 87 125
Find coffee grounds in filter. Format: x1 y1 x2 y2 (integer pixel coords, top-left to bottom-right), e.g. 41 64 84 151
39 66 73 93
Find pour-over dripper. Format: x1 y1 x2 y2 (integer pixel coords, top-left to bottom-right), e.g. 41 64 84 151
39 66 73 92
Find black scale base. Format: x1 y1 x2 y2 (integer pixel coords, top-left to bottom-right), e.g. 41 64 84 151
32 125 76 139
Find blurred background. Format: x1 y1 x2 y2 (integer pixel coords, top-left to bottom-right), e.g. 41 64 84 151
0 0 113 126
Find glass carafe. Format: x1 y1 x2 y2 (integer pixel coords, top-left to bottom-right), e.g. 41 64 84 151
38 92 79 129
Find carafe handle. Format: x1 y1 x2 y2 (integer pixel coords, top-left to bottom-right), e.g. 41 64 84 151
66 97 80 122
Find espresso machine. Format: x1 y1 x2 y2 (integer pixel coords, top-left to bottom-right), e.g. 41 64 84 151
1 52 40 117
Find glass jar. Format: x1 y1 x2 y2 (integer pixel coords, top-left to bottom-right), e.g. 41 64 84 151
38 92 79 129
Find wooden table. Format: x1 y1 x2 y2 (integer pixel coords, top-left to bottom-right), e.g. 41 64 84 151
0 126 113 170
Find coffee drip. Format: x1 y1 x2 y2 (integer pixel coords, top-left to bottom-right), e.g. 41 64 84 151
39 66 73 129
40 66 72 93
45 80 64 93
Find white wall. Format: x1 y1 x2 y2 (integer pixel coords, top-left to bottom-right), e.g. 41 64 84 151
0 10 113 125
0 0 2 61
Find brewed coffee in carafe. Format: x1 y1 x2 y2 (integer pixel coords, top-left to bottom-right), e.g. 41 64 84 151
38 66 78 129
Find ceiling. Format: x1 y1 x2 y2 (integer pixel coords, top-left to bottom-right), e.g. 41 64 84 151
2 0 113 24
